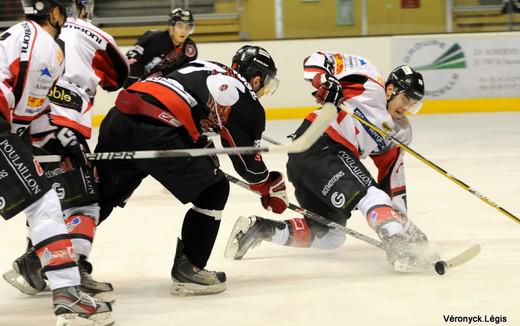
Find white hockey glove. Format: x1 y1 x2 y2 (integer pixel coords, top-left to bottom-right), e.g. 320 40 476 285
56 127 89 168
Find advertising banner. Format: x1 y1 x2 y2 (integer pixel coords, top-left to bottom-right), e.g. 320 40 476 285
392 36 520 99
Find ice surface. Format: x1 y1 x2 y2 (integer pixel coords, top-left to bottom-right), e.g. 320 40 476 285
1 112 519 325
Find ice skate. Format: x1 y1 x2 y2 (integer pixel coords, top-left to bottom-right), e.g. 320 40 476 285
170 238 226 296
54 286 114 326
78 256 115 303
224 216 283 260
2 248 47 295
377 220 439 273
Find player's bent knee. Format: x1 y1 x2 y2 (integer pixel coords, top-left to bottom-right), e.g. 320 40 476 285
356 186 393 217
311 229 346 249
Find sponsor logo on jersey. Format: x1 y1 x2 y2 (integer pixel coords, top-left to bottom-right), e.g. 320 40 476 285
0 32 11 41
45 160 75 178
334 54 344 75
337 150 373 187
0 169 8 180
83 170 96 195
40 67 52 78
0 196 5 210
402 41 465 98
26 96 46 111
331 191 346 208
63 24 103 45
21 23 31 54
353 108 386 152
52 182 65 199
48 85 83 112
0 139 41 195
322 170 345 196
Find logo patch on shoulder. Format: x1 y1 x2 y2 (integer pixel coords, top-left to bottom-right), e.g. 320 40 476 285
185 44 196 58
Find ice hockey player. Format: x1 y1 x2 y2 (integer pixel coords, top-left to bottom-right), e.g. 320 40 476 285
0 0 112 324
94 45 289 295
226 52 437 272
123 7 198 88
2 0 128 303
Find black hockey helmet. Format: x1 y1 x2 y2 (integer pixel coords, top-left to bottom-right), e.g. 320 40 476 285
231 45 279 96
385 65 424 113
169 8 194 26
21 0 75 17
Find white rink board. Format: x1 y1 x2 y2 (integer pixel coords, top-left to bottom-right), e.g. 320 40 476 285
1 112 519 325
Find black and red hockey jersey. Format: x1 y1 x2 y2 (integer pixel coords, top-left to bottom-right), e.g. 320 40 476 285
116 59 269 183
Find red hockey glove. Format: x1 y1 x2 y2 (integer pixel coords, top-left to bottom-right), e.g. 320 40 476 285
311 73 343 106
249 171 289 214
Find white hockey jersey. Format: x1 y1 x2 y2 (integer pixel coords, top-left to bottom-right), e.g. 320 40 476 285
304 52 410 213
0 21 64 135
31 17 128 140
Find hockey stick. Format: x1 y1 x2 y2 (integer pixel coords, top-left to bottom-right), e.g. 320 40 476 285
339 103 519 224
224 172 387 250
35 103 337 163
226 172 481 274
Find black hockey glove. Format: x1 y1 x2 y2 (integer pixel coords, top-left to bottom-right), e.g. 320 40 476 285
56 127 89 168
311 73 343 106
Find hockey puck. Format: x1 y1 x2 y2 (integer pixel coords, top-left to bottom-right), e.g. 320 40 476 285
434 260 448 275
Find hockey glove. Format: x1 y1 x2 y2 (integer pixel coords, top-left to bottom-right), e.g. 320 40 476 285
249 171 289 214
311 73 343 106
56 127 89 168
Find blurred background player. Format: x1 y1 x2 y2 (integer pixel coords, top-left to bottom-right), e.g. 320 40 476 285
94 45 288 295
0 0 112 324
123 7 197 88
3 0 128 303
226 52 436 272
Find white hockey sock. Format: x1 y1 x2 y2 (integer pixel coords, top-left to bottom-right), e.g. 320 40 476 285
271 226 289 245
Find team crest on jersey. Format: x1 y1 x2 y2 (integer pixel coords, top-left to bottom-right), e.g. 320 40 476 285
185 44 196 58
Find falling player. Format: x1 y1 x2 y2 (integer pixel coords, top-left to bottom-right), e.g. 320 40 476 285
226 51 437 271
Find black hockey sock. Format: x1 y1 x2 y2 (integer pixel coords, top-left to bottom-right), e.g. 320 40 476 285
181 208 221 269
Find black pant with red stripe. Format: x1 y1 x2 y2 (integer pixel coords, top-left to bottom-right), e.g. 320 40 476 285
95 108 228 268
286 120 374 236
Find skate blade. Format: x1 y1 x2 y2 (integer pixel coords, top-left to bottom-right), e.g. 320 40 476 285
56 312 114 326
224 216 251 260
170 280 226 296
2 269 39 295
